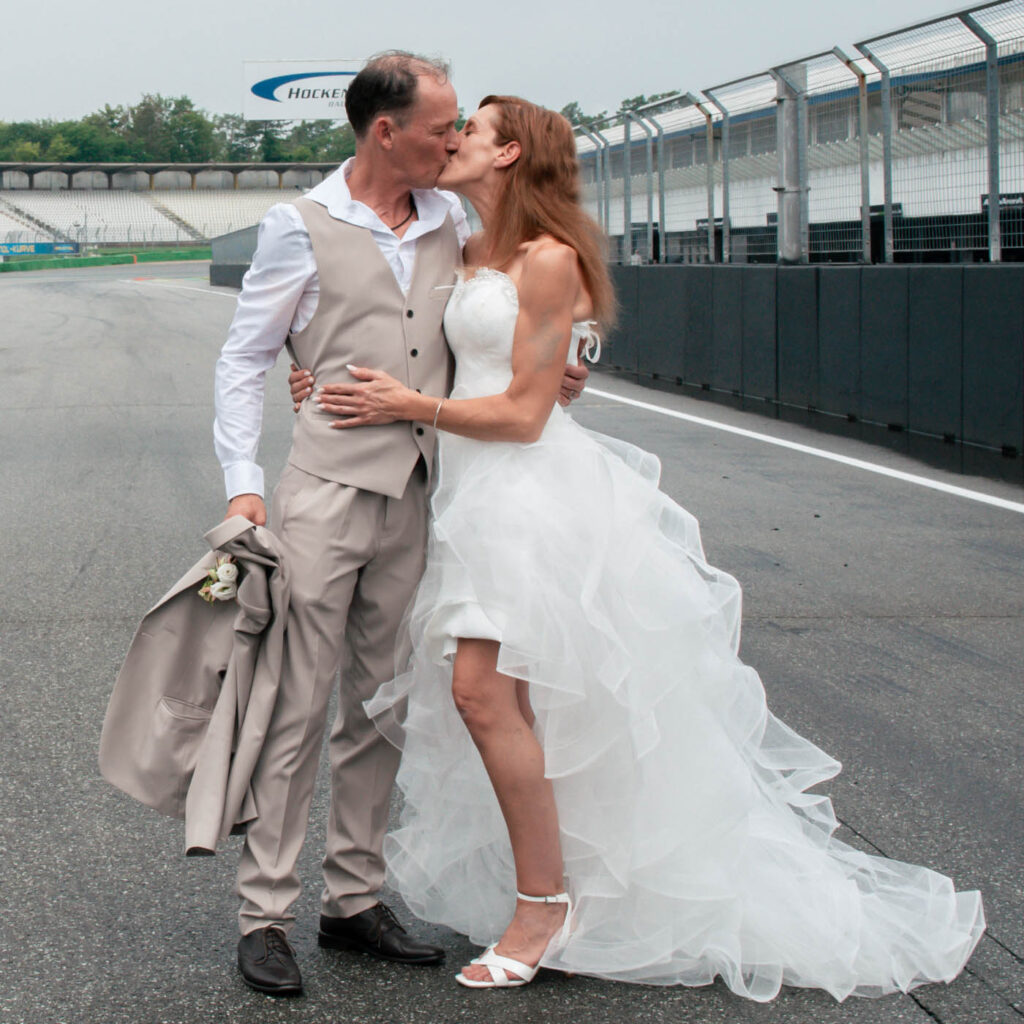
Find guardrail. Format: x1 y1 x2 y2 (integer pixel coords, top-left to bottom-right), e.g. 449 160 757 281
601 263 1024 461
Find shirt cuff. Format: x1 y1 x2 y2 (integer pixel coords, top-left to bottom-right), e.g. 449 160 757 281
224 462 265 502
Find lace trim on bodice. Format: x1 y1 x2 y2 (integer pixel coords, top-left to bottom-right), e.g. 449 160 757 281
456 266 602 363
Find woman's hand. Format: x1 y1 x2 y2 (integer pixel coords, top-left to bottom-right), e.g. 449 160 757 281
558 361 589 406
288 363 314 412
318 366 417 428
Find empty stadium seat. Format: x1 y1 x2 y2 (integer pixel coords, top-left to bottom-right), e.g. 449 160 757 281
145 189 302 240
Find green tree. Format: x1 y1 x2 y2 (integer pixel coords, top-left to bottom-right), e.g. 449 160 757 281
85 104 130 134
310 122 355 162
45 133 74 161
165 98 216 161
240 121 287 162
126 93 176 159
285 120 339 160
11 139 42 161
213 113 254 160
65 119 132 161
0 95 365 165
618 90 681 114
560 101 609 129
0 121 50 160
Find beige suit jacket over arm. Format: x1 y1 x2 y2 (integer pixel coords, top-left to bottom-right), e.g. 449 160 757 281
99 516 290 854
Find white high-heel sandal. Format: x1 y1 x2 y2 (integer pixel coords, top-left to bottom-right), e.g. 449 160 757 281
455 891 573 989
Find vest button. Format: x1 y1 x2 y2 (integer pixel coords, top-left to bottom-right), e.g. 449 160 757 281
410 348 419 357
415 426 425 436
406 309 414 318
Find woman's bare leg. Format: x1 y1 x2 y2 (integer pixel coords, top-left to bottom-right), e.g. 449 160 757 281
452 638 567 982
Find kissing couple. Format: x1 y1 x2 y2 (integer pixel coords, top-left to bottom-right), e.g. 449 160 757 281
112 50 983 1001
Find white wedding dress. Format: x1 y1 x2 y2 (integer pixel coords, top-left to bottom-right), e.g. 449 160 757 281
365 267 984 1002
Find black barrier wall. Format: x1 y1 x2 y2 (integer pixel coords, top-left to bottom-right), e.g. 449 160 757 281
602 265 1024 458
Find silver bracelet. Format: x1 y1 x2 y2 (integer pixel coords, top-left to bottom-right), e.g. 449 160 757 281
432 398 445 429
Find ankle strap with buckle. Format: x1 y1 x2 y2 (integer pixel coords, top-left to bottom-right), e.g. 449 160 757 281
516 890 571 905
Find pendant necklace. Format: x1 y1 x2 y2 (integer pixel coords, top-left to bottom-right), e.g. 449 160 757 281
390 198 416 232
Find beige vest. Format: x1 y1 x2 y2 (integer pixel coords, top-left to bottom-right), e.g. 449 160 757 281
285 196 458 498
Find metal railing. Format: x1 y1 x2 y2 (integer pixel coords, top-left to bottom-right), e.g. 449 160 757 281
574 0 1024 264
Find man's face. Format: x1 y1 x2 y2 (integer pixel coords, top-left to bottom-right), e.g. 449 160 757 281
387 76 460 189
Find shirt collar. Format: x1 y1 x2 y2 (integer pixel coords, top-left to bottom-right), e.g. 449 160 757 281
304 157 452 240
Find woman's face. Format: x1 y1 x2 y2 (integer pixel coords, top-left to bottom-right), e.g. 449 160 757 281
437 104 508 190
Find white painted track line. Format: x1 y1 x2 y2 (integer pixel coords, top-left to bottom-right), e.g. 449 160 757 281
588 388 1024 515
121 279 237 297
123 279 1024 516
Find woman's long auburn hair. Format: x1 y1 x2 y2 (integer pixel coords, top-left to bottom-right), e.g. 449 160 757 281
478 94 616 327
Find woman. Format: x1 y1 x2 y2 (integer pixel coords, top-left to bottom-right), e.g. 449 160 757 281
296 95 984 998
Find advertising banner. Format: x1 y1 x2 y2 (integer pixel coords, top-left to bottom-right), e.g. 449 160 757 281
243 60 363 121
0 242 79 255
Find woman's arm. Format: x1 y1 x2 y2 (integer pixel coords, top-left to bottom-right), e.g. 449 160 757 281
321 243 581 444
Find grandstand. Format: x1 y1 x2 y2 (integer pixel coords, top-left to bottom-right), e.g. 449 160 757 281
0 181 305 246
149 190 299 241
0 202 44 244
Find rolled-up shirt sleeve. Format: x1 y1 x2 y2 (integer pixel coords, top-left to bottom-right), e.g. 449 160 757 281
213 204 314 501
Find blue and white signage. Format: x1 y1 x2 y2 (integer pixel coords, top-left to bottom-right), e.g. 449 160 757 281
0 242 79 255
243 60 363 121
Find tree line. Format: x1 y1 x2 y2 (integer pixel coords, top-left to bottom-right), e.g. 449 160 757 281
0 91 679 164
0 95 357 164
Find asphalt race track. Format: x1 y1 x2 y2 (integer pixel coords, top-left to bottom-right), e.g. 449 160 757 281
1 263 1022 1024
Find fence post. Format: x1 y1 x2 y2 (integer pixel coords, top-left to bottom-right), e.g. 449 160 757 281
687 93 716 262
583 124 615 237
637 93 693 264
625 112 655 263
704 89 731 263
833 46 872 264
856 42 894 263
642 112 668 262
770 63 809 264
575 125 608 233
961 12 1002 263
622 112 632 262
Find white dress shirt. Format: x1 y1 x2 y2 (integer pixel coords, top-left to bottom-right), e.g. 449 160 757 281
214 158 471 500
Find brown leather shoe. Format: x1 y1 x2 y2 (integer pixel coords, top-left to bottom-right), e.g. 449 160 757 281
237 926 303 995
318 902 444 965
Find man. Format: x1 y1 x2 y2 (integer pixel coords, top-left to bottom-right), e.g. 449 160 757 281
215 53 588 996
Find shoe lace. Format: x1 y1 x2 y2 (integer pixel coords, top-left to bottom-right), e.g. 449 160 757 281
373 902 406 935
264 927 294 959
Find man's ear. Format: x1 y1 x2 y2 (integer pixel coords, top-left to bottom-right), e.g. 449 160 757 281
371 115 396 150
494 139 521 169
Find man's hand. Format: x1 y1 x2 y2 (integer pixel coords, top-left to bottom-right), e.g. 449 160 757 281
288 363 314 412
558 361 590 407
225 493 267 526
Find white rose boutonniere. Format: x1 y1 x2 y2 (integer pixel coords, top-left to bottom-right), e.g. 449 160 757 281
199 555 242 603
216 561 239 584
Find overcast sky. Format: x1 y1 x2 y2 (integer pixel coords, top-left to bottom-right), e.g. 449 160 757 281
5 0 961 123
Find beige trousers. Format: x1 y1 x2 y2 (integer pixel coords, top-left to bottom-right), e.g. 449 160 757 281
237 461 428 935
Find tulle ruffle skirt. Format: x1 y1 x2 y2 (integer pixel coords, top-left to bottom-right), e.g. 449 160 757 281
366 408 984 1002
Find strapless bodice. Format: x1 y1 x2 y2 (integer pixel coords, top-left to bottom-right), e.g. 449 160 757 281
443 267 599 399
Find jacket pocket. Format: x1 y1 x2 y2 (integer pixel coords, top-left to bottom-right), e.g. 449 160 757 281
159 696 214 722
136 696 214 814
